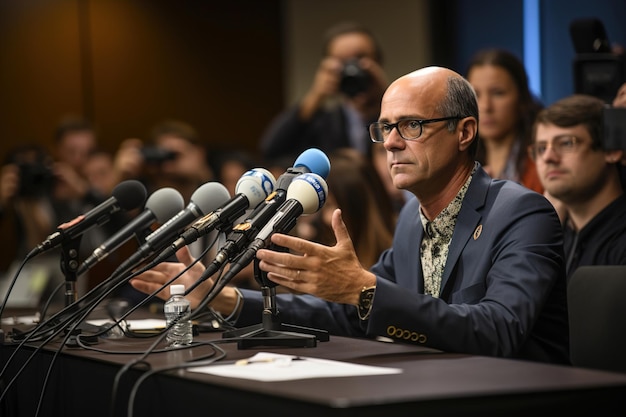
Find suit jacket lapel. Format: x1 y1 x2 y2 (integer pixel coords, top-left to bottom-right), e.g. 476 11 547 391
439 167 489 297
405 202 424 293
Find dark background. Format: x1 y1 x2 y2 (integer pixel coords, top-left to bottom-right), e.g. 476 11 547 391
1 0 624 161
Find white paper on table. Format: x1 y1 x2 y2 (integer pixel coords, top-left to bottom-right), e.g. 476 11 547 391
86 318 166 330
189 352 403 381
1 315 40 325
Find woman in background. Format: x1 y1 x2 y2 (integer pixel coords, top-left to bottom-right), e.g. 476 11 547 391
466 48 544 193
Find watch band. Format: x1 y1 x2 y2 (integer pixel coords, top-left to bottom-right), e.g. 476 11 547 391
357 286 376 320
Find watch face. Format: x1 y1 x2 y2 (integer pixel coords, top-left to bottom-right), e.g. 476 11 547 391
358 287 376 319
362 294 373 308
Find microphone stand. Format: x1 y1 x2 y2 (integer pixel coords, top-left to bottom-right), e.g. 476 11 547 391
60 236 82 307
221 255 329 349
59 235 99 346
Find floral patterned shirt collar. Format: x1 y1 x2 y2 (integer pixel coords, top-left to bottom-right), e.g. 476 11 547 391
419 163 477 239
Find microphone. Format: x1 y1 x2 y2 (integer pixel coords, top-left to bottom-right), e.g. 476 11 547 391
76 187 185 275
220 172 328 284
31 180 147 257
112 181 231 276
151 168 276 265
191 148 330 287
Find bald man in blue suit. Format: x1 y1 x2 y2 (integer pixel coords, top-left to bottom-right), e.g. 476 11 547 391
132 66 569 364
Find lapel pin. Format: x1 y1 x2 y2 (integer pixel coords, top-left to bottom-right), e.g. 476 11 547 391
473 224 482 240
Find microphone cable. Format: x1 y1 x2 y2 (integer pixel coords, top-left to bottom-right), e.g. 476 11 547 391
0 230 222 414
125 342 226 417
0 255 31 319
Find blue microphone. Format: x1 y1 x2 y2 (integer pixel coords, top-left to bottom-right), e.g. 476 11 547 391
218 172 328 285
192 148 330 285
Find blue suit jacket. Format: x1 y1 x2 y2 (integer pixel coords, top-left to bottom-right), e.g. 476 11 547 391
238 166 569 364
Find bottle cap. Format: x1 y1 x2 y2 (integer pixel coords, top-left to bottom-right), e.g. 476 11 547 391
170 284 185 295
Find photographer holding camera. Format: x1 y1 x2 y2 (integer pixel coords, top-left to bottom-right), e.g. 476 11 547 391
112 119 215 204
259 21 388 161
0 117 132 304
0 144 57 263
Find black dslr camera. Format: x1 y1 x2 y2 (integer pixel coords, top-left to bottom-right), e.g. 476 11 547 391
339 59 370 97
141 146 178 164
18 162 55 197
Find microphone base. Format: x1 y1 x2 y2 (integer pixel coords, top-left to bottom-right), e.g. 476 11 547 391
222 323 323 349
221 286 329 349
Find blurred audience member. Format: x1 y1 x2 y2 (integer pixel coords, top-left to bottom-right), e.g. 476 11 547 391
314 148 395 268
83 148 118 197
109 120 217 301
147 119 215 202
0 144 66 307
0 116 128 304
0 144 57 264
466 48 544 193
50 117 127 260
114 119 215 199
51 116 101 204
210 149 257 197
530 94 626 281
259 21 388 161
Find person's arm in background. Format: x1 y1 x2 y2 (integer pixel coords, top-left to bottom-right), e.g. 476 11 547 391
111 138 146 189
259 56 344 160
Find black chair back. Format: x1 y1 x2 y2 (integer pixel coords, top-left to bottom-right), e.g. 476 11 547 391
568 265 626 373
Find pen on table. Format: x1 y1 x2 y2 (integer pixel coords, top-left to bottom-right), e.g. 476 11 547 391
235 356 304 366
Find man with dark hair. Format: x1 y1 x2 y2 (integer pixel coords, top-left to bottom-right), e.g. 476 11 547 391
530 94 626 280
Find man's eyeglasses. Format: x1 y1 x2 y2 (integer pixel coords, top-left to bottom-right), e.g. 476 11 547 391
528 135 585 160
368 116 464 143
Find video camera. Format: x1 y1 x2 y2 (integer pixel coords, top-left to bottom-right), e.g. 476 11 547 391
570 18 625 104
570 18 626 151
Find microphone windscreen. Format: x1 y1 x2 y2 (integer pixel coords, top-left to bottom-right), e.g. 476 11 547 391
235 168 276 207
293 148 331 179
286 173 328 214
112 180 148 210
146 188 185 222
191 182 231 213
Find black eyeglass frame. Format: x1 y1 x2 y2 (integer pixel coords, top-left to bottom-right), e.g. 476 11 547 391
367 116 465 143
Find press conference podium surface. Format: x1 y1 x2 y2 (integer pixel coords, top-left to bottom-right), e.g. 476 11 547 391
2 316 626 417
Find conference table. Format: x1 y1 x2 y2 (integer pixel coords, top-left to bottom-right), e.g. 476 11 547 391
1 308 625 417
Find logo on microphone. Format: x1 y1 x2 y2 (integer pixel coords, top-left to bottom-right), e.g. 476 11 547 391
293 173 327 211
243 169 275 196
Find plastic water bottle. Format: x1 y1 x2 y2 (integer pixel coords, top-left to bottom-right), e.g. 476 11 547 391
164 284 193 346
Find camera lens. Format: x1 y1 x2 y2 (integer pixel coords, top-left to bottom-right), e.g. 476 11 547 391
339 59 370 97
141 147 178 164
18 162 55 197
